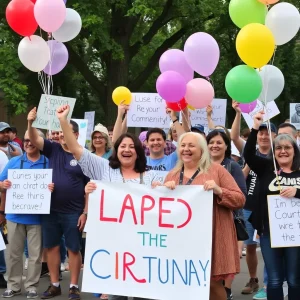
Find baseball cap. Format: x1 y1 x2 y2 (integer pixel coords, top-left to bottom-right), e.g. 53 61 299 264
139 131 147 143
259 122 277 134
191 124 205 134
0 122 11 132
92 123 109 137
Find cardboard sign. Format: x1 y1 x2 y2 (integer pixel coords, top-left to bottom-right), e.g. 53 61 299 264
6 169 52 214
82 182 213 300
84 111 95 140
32 94 76 131
268 195 300 247
242 100 280 128
127 93 170 128
72 119 88 147
290 103 300 130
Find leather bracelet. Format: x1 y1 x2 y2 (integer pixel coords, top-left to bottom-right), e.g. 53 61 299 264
172 118 179 124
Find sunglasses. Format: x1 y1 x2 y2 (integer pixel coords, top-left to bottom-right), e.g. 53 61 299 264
208 128 226 134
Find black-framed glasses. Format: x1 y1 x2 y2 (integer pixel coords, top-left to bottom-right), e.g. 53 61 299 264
93 136 105 140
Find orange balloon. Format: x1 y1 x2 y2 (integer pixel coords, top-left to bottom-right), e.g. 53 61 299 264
257 0 279 4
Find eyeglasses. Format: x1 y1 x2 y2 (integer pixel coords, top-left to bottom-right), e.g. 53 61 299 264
275 145 293 151
23 139 31 144
93 136 105 140
208 128 226 134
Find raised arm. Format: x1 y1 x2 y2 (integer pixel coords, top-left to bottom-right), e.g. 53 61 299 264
230 101 245 154
56 105 83 160
112 104 129 144
206 105 215 129
167 108 186 139
27 107 44 151
181 107 191 132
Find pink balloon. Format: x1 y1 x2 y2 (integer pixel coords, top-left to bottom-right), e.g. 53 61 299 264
184 32 220 77
185 78 214 109
159 49 194 83
239 100 258 113
34 0 66 33
156 71 187 103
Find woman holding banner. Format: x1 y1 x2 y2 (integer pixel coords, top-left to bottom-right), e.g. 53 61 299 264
244 112 300 300
160 132 245 300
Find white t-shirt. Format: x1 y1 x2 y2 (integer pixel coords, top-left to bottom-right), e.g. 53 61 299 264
0 150 8 174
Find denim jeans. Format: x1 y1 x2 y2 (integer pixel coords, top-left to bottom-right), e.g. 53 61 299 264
0 250 6 274
24 239 29 258
260 233 300 300
263 264 268 286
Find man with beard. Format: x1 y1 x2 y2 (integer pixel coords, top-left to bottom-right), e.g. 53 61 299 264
0 123 22 159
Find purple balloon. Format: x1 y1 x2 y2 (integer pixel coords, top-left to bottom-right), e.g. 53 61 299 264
184 32 220 77
44 40 68 75
156 71 187 103
159 49 194 83
239 100 258 113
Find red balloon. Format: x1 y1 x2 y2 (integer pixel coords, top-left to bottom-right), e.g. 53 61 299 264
166 98 188 112
6 0 38 36
30 0 37 3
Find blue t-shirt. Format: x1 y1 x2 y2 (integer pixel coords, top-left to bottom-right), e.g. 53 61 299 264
146 152 178 171
43 140 89 213
0 153 49 225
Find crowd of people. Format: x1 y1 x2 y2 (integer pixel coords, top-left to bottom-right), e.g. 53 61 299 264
0 100 299 300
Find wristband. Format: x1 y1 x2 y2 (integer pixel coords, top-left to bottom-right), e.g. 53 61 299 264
172 118 179 124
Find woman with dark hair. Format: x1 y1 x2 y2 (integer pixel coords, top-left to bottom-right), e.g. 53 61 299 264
244 112 300 300
206 129 247 300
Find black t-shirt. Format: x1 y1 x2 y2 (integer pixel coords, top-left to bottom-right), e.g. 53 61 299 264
43 140 90 213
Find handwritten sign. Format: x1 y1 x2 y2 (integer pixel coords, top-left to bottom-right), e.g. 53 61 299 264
84 111 95 140
188 99 227 130
32 94 76 131
6 169 52 214
127 93 170 128
72 119 88 147
268 195 300 247
82 182 213 300
290 103 300 130
242 100 280 129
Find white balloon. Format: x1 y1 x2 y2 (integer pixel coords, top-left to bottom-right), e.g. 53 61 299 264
53 8 82 43
257 65 285 103
266 2 300 46
18 35 50 72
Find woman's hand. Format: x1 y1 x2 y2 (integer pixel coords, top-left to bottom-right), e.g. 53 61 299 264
1 180 12 190
152 181 162 189
253 111 264 130
206 105 213 118
118 102 130 117
85 182 97 194
204 180 222 196
164 181 176 190
280 187 297 198
232 100 241 114
48 183 54 193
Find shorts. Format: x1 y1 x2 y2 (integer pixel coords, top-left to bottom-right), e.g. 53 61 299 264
243 209 257 245
41 212 82 252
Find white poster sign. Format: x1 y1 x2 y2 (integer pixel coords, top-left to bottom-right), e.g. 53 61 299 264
72 119 88 147
84 111 95 140
290 103 300 130
127 93 170 128
0 234 6 251
6 169 53 214
188 99 227 130
242 100 280 129
32 94 76 131
268 195 300 247
82 182 213 300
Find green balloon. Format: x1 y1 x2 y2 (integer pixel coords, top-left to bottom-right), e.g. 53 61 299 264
225 65 262 104
229 0 267 28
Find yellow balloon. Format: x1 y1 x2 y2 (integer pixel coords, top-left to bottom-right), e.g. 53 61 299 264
112 86 132 105
188 104 195 111
236 23 275 68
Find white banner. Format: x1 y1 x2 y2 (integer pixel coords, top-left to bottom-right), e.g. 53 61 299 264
268 195 300 247
6 169 52 214
32 94 76 131
242 100 280 129
290 103 300 130
72 119 88 147
82 182 213 300
127 93 170 128
84 111 95 140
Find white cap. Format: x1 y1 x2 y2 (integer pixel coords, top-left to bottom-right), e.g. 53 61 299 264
92 123 109 137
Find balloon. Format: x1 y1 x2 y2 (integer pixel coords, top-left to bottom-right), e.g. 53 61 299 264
6 0 38 36
225 65 262 103
236 24 275 68
184 32 220 77
257 65 285 104
53 9 82 43
185 78 214 109
159 49 193 83
229 0 267 28
112 87 132 105
43 41 69 75
18 35 50 72
239 100 258 113
266 3 300 46
34 0 66 33
166 98 188 112
258 0 278 4
156 71 186 103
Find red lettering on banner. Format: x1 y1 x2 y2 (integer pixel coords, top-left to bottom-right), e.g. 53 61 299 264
100 190 118 222
159 197 175 228
141 195 155 225
177 198 192 228
123 252 146 283
119 194 138 224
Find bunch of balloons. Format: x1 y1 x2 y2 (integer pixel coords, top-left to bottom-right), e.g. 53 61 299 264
6 0 82 75
225 0 299 104
156 32 220 109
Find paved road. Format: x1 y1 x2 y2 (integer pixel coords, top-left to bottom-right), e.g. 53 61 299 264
0 250 287 300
